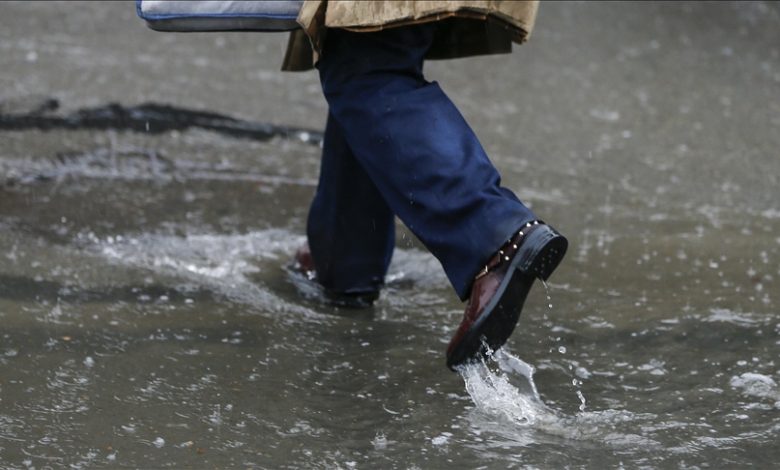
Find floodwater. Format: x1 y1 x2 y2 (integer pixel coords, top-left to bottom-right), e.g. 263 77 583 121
1 1 779 468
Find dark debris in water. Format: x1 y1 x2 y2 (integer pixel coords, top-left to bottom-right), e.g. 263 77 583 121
0 97 323 145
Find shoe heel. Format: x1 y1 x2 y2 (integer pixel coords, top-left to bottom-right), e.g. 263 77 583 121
515 225 568 281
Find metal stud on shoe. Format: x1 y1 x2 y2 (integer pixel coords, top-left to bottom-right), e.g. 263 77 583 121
471 221 546 284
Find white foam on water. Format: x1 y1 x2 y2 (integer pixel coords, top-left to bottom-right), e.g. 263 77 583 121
704 308 762 326
430 432 452 446
637 358 668 376
730 373 780 401
760 208 780 219
97 229 293 273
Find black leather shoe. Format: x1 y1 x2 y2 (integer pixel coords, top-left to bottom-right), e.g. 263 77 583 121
446 221 567 370
289 243 380 309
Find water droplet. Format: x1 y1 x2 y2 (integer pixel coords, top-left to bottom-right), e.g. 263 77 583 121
120 424 136 434
576 389 587 412
558 346 567 354
372 432 388 450
431 433 452 446
541 280 553 308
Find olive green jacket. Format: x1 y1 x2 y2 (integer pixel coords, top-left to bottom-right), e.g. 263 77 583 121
282 0 539 71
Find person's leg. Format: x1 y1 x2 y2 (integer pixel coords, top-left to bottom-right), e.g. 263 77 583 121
317 24 537 300
306 111 395 295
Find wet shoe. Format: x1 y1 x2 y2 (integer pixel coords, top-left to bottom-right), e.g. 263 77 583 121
290 243 380 309
446 221 568 370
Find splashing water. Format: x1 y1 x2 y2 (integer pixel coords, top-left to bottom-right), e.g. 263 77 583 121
458 348 553 427
458 349 657 446
576 389 587 412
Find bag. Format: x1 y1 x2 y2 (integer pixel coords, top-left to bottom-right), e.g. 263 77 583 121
136 1 303 32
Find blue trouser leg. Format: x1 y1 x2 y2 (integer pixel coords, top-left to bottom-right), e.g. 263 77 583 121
307 112 395 294
313 24 537 300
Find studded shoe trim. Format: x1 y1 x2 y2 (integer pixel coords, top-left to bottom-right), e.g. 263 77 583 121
474 220 542 281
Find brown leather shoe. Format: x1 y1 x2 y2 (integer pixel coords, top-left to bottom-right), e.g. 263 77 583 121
289 243 380 309
446 221 568 370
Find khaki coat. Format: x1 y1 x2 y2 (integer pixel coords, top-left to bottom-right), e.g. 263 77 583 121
282 0 539 71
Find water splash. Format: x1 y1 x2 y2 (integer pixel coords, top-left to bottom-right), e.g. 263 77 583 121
458 349 551 427
576 389 587 412
458 348 656 447
93 229 320 316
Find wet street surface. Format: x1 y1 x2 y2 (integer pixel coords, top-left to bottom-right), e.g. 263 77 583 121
1 1 779 468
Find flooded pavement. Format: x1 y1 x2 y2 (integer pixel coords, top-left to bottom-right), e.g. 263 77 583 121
1 1 779 468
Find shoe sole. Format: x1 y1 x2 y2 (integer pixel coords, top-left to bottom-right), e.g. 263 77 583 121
446 224 568 370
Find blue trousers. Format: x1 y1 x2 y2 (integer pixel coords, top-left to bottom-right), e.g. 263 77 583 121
307 24 536 301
